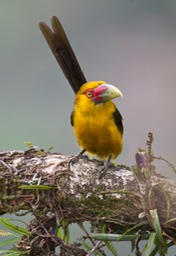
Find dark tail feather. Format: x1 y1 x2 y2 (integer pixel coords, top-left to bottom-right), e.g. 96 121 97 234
39 16 87 93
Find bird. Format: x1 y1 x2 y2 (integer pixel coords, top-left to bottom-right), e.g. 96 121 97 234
71 80 123 156
39 17 123 177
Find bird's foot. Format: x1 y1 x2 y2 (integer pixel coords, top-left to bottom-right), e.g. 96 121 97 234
99 155 113 179
68 154 79 169
68 149 86 169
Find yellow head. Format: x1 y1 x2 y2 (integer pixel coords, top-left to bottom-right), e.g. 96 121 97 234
75 81 123 105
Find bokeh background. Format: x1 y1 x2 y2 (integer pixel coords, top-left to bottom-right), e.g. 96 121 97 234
0 0 176 254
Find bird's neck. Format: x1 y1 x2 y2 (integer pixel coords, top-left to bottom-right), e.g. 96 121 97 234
74 98 115 117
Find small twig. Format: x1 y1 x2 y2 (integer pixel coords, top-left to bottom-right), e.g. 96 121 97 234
146 132 154 170
32 212 64 248
78 223 96 246
163 231 176 245
15 210 31 216
154 155 176 174
86 241 102 256
78 223 106 256
0 159 18 174
135 233 142 256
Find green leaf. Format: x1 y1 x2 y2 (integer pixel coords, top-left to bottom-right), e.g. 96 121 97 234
58 221 70 243
0 218 31 236
91 233 149 241
144 232 156 256
0 243 28 255
159 241 174 255
81 241 105 256
130 239 135 253
0 250 26 256
149 244 163 256
0 230 19 237
81 241 104 256
117 221 148 241
164 217 176 224
0 237 20 247
63 226 70 244
19 185 54 190
105 241 118 256
48 146 54 152
81 241 92 252
100 223 106 233
57 226 63 240
148 237 170 256
149 209 163 243
0 251 19 256
24 141 34 148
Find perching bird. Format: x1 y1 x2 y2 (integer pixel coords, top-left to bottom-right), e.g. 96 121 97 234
39 17 123 177
71 81 123 162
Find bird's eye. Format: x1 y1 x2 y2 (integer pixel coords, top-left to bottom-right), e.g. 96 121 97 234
85 89 93 98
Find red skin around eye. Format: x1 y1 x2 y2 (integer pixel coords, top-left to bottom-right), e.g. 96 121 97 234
93 85 107 101
85 89 94 98
84 85 108 101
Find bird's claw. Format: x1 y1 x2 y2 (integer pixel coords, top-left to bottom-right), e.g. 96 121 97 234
99 166 108 179
68 149 86 169
68 155 80 169
99 161 114 179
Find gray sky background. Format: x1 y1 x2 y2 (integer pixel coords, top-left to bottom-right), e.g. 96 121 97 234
0 0 176 180
0 1 176 254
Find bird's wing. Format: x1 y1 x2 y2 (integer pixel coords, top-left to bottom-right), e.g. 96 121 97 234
39 16 87 93
70 111 74 126
112 106 123 135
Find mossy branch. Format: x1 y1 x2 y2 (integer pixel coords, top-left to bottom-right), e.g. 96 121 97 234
0 147 175 255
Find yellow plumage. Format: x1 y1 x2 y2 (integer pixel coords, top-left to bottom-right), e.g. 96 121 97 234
71 81 123 160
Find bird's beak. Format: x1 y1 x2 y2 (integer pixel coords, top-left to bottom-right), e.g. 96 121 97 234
93 83 123 103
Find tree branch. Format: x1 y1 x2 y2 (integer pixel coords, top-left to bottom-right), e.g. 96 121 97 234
0 148 175 255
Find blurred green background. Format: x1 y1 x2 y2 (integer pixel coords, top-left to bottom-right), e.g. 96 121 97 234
0 0 176 254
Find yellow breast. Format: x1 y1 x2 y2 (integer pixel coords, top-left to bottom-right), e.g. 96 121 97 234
73 97 123 159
